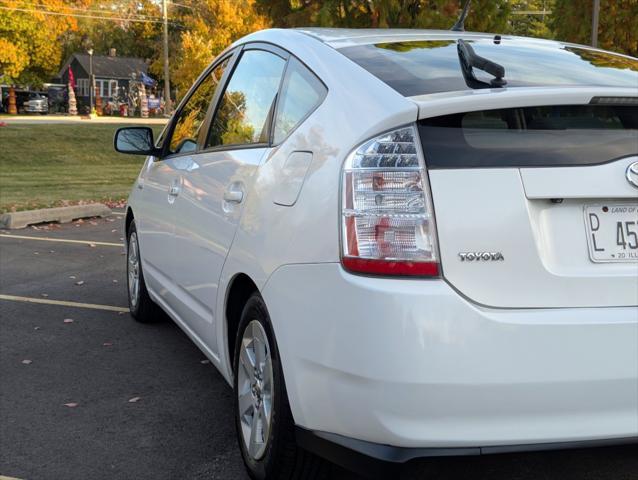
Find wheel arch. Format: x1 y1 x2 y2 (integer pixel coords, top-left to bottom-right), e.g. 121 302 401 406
124 207 134 239
225 273 260 370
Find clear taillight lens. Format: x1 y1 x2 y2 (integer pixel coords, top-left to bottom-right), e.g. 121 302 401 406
341 126 440 277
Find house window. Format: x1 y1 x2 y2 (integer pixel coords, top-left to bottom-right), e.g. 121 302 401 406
76 79 89 96
96 79 106 98
109 80 118 98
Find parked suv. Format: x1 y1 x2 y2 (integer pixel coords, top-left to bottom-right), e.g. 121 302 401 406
115 28 638 479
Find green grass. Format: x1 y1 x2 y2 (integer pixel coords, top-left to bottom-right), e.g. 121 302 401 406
0 124 164 213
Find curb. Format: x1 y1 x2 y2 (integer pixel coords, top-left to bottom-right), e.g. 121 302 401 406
0 204 112 229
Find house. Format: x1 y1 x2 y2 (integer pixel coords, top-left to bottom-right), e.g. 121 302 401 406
56 49 148 106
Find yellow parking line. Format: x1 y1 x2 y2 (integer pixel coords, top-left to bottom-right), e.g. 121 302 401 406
0 294 129 313
0 234 122 247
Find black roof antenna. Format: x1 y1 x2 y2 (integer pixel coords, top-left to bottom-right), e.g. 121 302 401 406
451 0 472 32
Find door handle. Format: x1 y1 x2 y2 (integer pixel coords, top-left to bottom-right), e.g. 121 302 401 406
168 183 181 197
223 188 243 203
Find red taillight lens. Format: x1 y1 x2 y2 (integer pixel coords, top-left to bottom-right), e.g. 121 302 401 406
341 126 439 277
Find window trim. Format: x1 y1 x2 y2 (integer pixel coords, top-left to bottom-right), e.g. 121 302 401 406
199 42 290 154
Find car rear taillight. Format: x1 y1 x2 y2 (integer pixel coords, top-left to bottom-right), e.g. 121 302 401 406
341 125 440 277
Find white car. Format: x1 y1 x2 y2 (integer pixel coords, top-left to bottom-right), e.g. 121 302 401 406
115 27 638 480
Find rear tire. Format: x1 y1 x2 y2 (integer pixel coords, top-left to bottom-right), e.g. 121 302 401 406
126 220 159 322
233 294 328 480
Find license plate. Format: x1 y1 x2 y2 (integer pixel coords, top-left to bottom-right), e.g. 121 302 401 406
584 204 638 263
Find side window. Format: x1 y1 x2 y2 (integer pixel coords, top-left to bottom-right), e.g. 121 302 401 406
273 58 327 144
168 57 229 155
206 49 285 148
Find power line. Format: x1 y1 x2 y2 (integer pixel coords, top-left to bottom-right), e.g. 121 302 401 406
1 2 163 20
0 5 181 25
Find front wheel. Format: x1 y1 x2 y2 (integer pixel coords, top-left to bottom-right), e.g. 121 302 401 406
126 220 159 322
234 294 327 480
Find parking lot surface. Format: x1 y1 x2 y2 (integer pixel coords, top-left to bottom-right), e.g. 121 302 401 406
1 213 637 480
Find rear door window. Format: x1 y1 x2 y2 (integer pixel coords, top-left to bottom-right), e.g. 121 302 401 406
206 49 286 148
272 58 327 144
419 105 638 169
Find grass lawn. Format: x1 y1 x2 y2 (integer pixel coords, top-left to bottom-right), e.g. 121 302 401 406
0 123 165 213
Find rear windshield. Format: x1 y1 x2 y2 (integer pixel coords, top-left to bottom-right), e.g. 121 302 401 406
418 105 638 169
339 39 638 97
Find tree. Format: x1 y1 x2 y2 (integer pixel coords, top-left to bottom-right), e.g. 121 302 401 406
506 0 554 39
0 0 79 86
257 1 510 32
60 0 162 62
552 0 638 56
168 0 270 97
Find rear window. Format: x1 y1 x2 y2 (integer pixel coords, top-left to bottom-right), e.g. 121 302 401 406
339 39 638 97
418 105 638 169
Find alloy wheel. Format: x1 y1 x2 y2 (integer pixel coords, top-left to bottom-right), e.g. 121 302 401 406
237 320 274 460
127 232 140 308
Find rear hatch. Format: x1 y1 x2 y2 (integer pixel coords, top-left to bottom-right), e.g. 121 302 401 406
417 92 638 308
337 35 638 307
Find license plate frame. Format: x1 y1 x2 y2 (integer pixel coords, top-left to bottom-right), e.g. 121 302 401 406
584 204 638 263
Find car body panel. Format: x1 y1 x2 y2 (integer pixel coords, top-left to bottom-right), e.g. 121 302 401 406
170 147 269 358
262 262 638 447
129 156 180 305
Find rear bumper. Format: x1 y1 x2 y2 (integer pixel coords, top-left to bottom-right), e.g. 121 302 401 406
296 427 638 479
262 263 638 449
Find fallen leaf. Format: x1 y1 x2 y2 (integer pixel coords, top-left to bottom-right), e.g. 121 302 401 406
33 252 39 255
41 293 48 298
69 275 76 279
75 281 84 286
34 326 40 330
22 359 32 365
112 279 118 284
103 342 113 347
88 243 96 248
63 318 74 324
200 359 210 365
64 402 78 408
111 229 118 233
128 397 141 403
49 250 55 253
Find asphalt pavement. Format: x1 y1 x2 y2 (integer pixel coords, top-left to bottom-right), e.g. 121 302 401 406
1 213 636 480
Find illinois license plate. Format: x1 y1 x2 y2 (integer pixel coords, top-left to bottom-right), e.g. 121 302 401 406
584 204 638 263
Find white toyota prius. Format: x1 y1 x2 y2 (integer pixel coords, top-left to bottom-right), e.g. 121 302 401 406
115 26 638 480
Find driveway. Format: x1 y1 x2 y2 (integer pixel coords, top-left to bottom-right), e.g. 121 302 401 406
0 213 636 480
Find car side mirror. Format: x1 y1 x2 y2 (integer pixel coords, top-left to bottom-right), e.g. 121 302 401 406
114 127 159 156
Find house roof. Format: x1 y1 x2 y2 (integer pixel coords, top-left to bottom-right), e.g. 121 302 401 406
58 53 148 79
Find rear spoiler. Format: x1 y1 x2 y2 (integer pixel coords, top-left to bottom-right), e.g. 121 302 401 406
409 86 638 120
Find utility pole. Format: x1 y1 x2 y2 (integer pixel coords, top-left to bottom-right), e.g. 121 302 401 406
591 0 600 48
88 48 94 113
162 0 171 115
